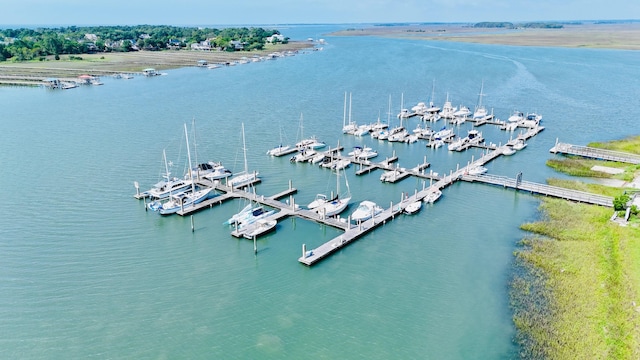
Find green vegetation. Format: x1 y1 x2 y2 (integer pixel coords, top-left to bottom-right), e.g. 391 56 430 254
547 156 640 182
473 22 563 29
0 25 285 61
589 136 640 155
512 136 640 359
512 198 640 359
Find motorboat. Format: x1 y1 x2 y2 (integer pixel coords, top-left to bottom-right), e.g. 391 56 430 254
448 136 467 151
511 138 527 151
453 105 471 118
150 187 214 215
433 127 453 139
430 138 444 149
144 150 192 199
411 102 428 115
413 124 434 137
380 167 403 182
404 201 422 214
332 158 351 170
508 110 525 123
242 219 277 239
423 189 442 204
350 200 383 222
295 112 326 149
466 129 483 145
526 112 542 122
467 165 488 175
348 146 378 160
187 161 232 181
224 203 254 225
501 146 516 156
353 124 371 137
440 93 456 119
310 153 326 164
404 134 419 143
291 148 317 163
387 127 408 142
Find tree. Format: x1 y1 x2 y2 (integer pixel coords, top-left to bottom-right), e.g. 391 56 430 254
613 194 630 211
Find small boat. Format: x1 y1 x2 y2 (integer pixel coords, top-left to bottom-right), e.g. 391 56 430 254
380 167 403 182
235 206 276 229
387 127 408 142
150 188 214 215
448 136 467 151
348 146 378 160
310 153 326 164
224 203 254 225
423 189 442 204
433 127 453 139
350 200 384 222
440 93 456 119
332 158 351 170
266 144 291 156
508 110 525 123
308 193 336 210
229 123 259 187
430 138 444 149
512 139 527 151
291 148 317 163
353 124 371 137
405 134 419 143
404 201 422 214
453 105 471 118
501 146 516 156
467 165 488 175
242 219 277 239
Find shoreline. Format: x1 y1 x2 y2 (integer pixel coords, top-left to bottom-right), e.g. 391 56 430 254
330 23 640 50
0 41 315 85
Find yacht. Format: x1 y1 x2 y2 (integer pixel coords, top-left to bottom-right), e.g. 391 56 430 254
348 146 378 160
440 93 456 119
314 167 351 217
404 201 422 215
508 110 525 123
453 105 471 118
350 200 384 222
448 136 467 151
291 148 317 163
511 138 527 151
186 161 232 181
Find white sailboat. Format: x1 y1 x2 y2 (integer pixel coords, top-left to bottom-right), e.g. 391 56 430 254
151 124 214 215
229 123 259 188
315 166 351 217
342 92 357 134
295 113 326 149
473 81 488 120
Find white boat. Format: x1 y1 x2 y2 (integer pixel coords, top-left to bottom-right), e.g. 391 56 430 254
508 110 525 123
387 126 408 142
291 148 317 163
423 189 442 204
425 80 440 114
453 105 471 118
192 162 232 181
430 138 444 149
310 153 326 164
512 138 527 151
413 124 434 137
448 136 467 151
266 144 291 156
467 165 488 175
236 207 276 229
525 112 542 122
501 121 519 131
501 146 516 156
308 193 336 210
295 113 326 149
229 123 259 187
342 92 358 134
242 219 277 239
224 203 254 225
411 102 428 115
332 158 351 170
350 200 383 222
396 93 411 118
433 127 453 139
466 129 483 145
149 124 214 215
353 124 371 136
404 201 422 214
315 166 351 217
472 81 488 120
380 167 403 182
145 149 192 199
404 134 419 143
440 93 456 119
348 146 378 160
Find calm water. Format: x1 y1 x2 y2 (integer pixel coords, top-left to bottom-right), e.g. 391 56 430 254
1 25 640 359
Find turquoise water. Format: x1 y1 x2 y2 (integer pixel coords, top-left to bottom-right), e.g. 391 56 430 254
1 25 640 358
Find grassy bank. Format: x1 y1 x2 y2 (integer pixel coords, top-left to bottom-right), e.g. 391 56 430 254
589 136 640 155
512 198 640 359
513 136 640 359
546 157 640 182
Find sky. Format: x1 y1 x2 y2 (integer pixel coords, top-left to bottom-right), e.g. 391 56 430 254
0 0 637 26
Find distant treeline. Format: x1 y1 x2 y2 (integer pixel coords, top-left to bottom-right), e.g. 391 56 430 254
474 22 564 29
0 25 286 62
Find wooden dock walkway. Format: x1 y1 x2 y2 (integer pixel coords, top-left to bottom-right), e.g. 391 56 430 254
549 140 640 164
461 173 613 207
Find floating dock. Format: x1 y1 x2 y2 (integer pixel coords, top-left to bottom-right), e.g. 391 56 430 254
550 139 640 164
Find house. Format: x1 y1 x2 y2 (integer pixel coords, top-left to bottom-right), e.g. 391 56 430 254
266 34 285 43
84 34 97 41
191 40 212 51
229 40 244 50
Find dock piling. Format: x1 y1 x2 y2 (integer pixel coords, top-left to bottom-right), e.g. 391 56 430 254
254 235 257 254
191 215 194 232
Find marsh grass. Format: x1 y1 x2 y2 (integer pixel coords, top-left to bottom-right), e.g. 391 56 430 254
547 157 640 182
589 136 640 155
512 195 640 359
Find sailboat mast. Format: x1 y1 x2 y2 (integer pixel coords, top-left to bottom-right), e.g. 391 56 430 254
184 123 195 193
343 91 347 128
241 122 248 174
163 149 170 181
348 92 352 125
387 94 391 126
